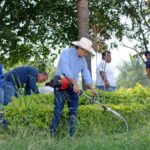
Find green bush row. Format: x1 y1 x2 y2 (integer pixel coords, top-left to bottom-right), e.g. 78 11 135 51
4 83 150 135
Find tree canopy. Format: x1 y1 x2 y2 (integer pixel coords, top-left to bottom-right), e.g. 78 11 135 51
0 0 77 67
0 0 149 67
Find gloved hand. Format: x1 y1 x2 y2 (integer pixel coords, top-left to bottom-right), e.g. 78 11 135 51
73 84 80 95
91 87 98 96
87 83 98 96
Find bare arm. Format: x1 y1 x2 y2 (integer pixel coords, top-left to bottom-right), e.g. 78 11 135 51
100 71 110 88
146 68 150 79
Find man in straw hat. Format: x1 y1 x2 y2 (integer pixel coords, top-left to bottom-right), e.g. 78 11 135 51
49 37 97 137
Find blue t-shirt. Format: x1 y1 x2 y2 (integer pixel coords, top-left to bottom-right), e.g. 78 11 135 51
4 66 39 95
146 60 150 68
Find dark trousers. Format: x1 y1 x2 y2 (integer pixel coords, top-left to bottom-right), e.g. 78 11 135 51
0 80 16 105
96 85 116 92
49 87 79 137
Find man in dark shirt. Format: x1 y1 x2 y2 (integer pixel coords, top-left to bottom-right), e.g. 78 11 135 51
1 66 48 105
145 51 150 79
0 64 4 104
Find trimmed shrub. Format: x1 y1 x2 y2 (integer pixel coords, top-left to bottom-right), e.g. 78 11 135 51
4 84 150 135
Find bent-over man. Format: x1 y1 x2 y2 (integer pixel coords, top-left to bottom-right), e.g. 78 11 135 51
1 66 48 105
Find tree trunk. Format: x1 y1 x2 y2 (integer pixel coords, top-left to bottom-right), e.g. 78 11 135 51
77 0 92 89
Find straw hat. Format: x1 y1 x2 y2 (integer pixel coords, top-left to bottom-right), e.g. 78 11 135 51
72 37 95 55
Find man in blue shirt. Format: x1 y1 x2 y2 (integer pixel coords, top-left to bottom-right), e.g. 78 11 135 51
0 64 3 87
0 64 4 105
1 66 48 105
145 51 150 79
50 37 97 137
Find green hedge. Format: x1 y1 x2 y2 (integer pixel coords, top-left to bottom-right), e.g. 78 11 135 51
4 83 150 135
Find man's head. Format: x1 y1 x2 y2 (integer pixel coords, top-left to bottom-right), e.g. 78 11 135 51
72 37 95 57
145 51 150 60
75 46 90 57
102 51 111 63
37 72 48 83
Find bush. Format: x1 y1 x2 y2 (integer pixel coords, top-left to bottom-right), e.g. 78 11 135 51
4 84 150 135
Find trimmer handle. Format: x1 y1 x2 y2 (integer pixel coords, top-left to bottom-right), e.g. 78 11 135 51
79 89 95 104
79 89 83 95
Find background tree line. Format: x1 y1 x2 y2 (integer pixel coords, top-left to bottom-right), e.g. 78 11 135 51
0 0 150 87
